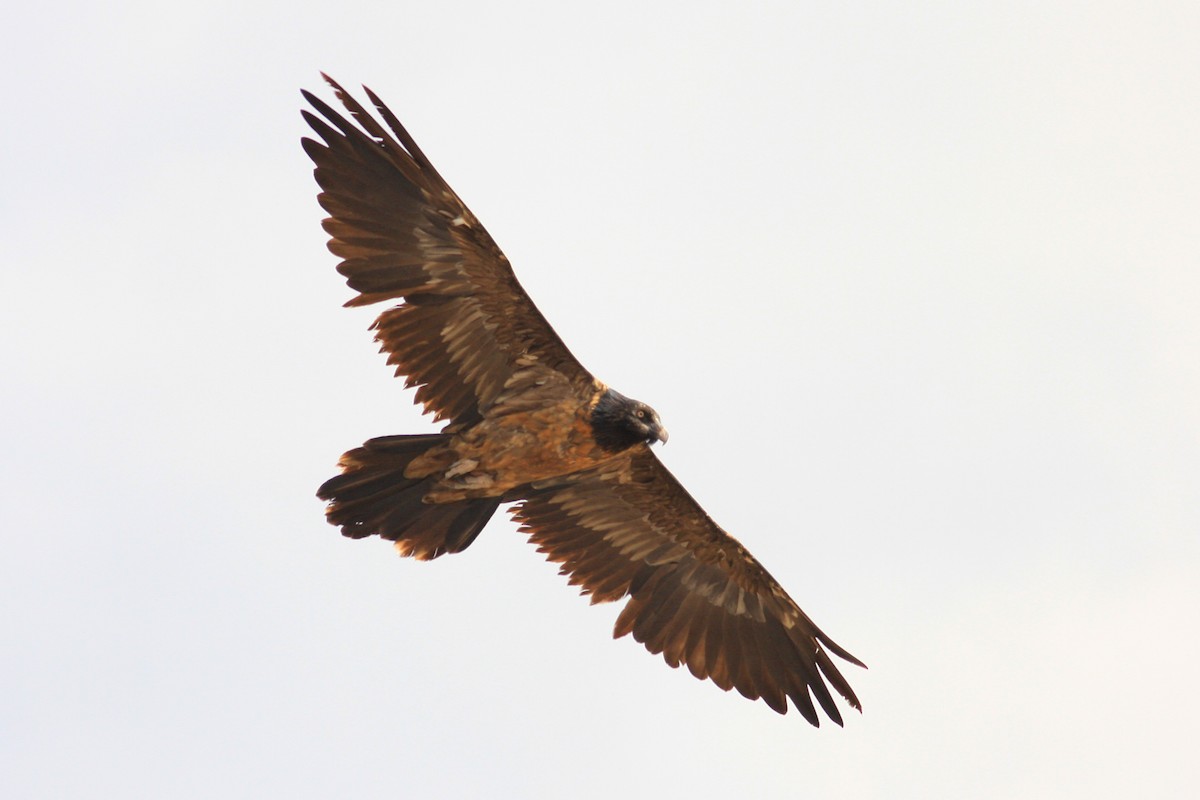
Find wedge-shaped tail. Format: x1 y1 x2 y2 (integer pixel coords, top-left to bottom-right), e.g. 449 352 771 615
318 434 500 560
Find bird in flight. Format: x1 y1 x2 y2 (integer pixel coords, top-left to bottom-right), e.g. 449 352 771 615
303 75 865 725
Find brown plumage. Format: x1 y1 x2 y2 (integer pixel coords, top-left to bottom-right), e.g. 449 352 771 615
304 75 865 725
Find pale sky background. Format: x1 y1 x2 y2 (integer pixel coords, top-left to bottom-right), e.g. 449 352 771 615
3 2 1198 798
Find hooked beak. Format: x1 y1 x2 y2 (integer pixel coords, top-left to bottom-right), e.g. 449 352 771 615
653 425 669 445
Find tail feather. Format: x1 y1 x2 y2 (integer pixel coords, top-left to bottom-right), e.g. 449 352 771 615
317 434 499 559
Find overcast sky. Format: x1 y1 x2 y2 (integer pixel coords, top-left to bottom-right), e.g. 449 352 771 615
3 2 1198 798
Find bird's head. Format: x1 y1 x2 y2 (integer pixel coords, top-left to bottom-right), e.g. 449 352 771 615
590 388 669 453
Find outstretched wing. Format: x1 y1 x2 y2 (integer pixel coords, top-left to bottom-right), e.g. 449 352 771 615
302 75 593 427
512 448 865 726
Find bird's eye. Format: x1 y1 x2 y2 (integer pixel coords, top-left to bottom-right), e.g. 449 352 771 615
635 409 645 419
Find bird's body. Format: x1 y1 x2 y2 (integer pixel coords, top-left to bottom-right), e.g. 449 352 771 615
304 75 865 725
401 379 621 502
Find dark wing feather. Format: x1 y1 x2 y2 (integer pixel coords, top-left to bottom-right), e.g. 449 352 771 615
513 448 865 725
302 75 592 426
